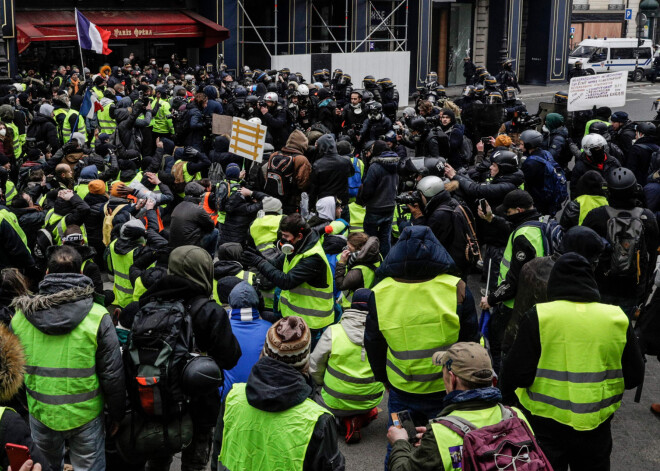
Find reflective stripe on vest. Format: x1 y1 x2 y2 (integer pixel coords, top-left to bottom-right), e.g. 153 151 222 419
576 194 608 226
516 300 628 431
109 240 136 308
321 324 384 411
0 209 29 252
497 223 546 308
12 303 107 431
250 214 283 252
62 109 86 143
7 122 22 157
348 202 366 234
219 383 327 471
374 275 460 394
340 263 379 309
5 180 16 204
133 276 147 302
97 107 116 135
213 271 255 304
45 209 67 245
279 238 334 329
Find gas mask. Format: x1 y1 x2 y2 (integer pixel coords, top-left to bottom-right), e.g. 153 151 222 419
589 146 606 164
279 238 295 255
368 112 382 121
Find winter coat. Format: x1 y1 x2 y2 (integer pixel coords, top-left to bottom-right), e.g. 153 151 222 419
627 136 659 185
0 206 34 270
364 226 479 397
272 130 313 212
220 191 267 245
644 176 660 221
611 121 636 160
309 135 355 206
334 237 381 292
26 114 60 153
11 273 125 422
521 149 559 215
454 169 525 211
9 206 45 250
358 152 399 213
260 106 289 150
543 126 570 167
185 106 206 151
169 197 216 248
360 117 393 143
112 107 141 157
570 152 621 195
216 356 345 471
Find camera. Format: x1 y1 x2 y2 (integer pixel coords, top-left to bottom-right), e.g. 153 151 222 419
513 112 542 131
395 191 422 206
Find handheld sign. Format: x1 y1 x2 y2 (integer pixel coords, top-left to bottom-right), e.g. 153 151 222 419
567 71 627 112
229 117 267 163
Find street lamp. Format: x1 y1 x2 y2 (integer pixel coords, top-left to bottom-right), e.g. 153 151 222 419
499 0 509 64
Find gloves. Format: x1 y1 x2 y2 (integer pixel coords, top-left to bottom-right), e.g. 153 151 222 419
184 146 199 160
242 247 265 269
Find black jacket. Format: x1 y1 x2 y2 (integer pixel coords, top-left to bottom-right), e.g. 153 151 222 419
542 126 570 168
169 198 216 248
611 121 636 160
627 136 659 185
358 152 399 213
360 117 393 143
309 135 355 205
220 191 266 245
414 129 448 158
216 357 345 471
260 106 289 150
26 114 60 153
9 206 45 250
570 153 621 195
113 107 141 157
454 169 525 210
0 207 34 269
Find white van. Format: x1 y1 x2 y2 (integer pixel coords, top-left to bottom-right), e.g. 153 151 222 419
568 38 654 81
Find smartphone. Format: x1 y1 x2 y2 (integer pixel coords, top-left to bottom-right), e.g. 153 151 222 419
392 410 418 444
6 443 31 471
478 198 488 214
481 137 491 145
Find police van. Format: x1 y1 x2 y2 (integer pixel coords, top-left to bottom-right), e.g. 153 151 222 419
568 38 654 81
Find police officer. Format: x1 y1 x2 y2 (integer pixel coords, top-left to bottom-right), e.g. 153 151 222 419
500 252 644 471
568 60 588 80
378 78 400 122
496 58 521 93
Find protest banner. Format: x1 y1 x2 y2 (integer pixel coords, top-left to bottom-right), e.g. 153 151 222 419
567 71 627 112
229 117 267 163
212 114 233 136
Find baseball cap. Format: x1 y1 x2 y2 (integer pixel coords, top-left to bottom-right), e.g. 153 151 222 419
432 342 493 385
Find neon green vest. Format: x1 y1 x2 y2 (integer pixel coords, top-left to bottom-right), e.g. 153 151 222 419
497 223 546 308
280 239 335 329
516 301 627 431
7 122 22 158
392 209 411 239
219 383 327 471
151 99 173 134
250 214 283 252
584 119 608 137
109 240 136 308
5 180 16 204
213 270 255 304
12 303 107 431
75 182 90 200
431 405 531 471
327 219 348 236
374 275 460 394
348 202 366 234
133 276 147 302
0 208 29 252
340 262 379 309
91 86 104 101
62 109 86 144
575 194 608 225
97 106 116 135
321 324 384 411
45 210 88 246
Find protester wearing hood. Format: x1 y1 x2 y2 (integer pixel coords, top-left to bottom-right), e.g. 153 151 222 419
560 170 609 229
26 103 60 153
627 122 659 185
541 113 570 168
209 135 242 171
357 140 399 257
438 109 467 169
610 111 637 159
311 289 384 443
364 225 478 465
203 85 224 116
309 134 355 209
170 181 217 253
500 253 645 471
140 245 241 471
213 242 253 307
11 246 125 471
112 99 144 157
335 234 381 306
219 182 267 245
216 316 345 471
307 196 347 236
315 88 337 133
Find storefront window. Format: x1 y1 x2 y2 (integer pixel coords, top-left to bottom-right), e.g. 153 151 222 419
447 3 473 86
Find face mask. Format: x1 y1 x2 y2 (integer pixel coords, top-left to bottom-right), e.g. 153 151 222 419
590 147 606 163
279 238 295 255
0 129 6 137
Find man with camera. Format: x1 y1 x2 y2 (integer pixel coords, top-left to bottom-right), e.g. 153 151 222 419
259 92 288 150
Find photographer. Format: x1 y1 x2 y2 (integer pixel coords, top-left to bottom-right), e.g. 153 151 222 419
409 117 446 158
340 91 367 141
259 92 288 150
186 93 209 152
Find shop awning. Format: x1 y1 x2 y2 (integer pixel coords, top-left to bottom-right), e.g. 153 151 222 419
16 10 230 54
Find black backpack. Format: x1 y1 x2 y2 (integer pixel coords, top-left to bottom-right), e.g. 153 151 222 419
172 106 192 146
440 203 481 267
264 152 296 197
605 207 647 279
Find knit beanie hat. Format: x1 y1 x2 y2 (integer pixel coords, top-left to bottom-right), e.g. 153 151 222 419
39 103 54 117
110 181 129 197
226 162 241 180
88 180 106 195
0 154 9 167
494 134 513 148
26 148 43 161
545 113 564 131
262 316 311 371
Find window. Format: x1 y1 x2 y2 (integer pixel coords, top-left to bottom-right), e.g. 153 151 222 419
610 48 634 60
636 48 652 59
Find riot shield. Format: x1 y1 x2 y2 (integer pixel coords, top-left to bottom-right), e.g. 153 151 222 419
535 102 580 140
461 103 505 140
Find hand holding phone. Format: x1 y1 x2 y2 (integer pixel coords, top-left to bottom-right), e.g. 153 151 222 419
392 410 418 444
6 443 31 471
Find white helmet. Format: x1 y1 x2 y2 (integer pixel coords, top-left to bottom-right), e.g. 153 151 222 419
417 176 445 198
264 91 278 103
298 84 309 97
248 117 262 125
581 133 607 156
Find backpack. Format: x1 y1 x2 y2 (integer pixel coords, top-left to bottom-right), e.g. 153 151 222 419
172 107 192 146
524 152 568 215
348 157 363 198
265 152 296 197
214 180 240 214
517 219 564 257
436 405 553 471
605 207 647 279
208 161 225 186
103 203 128 246
457 135 474 166
440 203 481 267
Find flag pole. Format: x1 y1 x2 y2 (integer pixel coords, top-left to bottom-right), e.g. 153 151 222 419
74 9 86 74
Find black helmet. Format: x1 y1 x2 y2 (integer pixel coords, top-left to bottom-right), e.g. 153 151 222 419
266 82 278 92
519 129 544 149
182 356 222 395
234 86 247 98
636 122 657 136
367 101 383 121
426 72 438 84
332 68 343 80
338 74 352 86
484 75 497 86
607 167 637 191
462 85 476 97
503 87 517 101
312 69 325 81
478 70 490 79
554 91 568 104
491 150 519 173
410 117 427 133
487 92 503 104
475 66 486 75
363 75 377 88
362 90 374 102
377 77 394 89
588 121 609 135
245 95 259 105
474 84 486 97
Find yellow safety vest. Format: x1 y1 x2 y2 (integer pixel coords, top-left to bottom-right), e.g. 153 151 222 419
575 194 608 225
348 202 366 234
250 214 283 253
62 109 86 144
97 106 116 136
108 240 137 308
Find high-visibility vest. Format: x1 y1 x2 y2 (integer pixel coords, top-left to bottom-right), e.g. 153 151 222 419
108 240 137 308
7 122 22 158
516 300 628 431
391 209 411 239
584 119 609 137
321 323 384 411
12 302 107 431
5 180 16 204
348 202 366 234
133 276 148 302
201 192 218 225
497 223 546 308
97 106 116 135
62 109 86 144
279 238 335 329
175 160 201 183
575 194 608 225
213 270 255 304
431 404 531 471
374 274 460 394
75 181 91 200
326 219 348 236
340 262 379 309
250 214 283 253
91 86 104 101
0 208 29 251
44 209 88 246
151 98 173 135
219 383 327 471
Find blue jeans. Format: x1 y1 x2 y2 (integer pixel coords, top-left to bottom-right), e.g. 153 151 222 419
364 210 394 258
384 388 445 470
30 414 106 471
201 228 219 257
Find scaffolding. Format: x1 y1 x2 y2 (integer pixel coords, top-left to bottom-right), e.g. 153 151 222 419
236 0 409 57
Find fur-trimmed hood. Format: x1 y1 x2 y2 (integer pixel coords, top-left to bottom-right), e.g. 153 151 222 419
0 323 25 401
11 274 95 335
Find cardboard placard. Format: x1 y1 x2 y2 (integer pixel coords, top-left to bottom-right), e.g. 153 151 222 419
229 117 267 163
567 71 627 112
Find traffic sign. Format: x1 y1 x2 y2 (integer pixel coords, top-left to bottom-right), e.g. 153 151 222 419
626 8 633 20
570 27 575 34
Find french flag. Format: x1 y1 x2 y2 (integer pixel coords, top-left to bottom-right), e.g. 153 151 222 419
75 10 112 55
79 88 104 120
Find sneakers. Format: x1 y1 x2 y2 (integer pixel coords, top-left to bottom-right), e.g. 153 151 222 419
343 408 379 444
650 403 660 416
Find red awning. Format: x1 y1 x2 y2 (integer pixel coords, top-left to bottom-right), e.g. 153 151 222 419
16 10 230 54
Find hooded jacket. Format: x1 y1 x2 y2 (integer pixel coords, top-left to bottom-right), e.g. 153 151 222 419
364 226 478 397
216 356 345 471
358 152 399 213
309 134 355 206
10 273 125 422
26 113 60 153
220 190 267 245
169 197 216 248
0 206 35 270
627 135 659 185
334 236 381 292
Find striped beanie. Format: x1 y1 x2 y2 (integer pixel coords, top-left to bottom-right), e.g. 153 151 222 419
262 316 311 371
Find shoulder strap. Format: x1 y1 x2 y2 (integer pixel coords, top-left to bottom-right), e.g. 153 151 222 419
499 404 516 420
435 416 478 438
188 295 210 316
